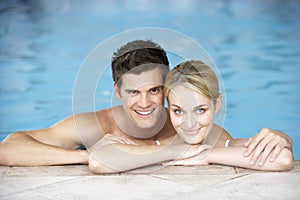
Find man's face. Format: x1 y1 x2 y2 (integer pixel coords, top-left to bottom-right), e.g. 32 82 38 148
115 67 165 129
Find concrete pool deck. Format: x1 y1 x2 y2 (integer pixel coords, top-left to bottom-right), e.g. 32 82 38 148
1 161 299 200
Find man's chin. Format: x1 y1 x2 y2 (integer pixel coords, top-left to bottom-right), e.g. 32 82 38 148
135 120 157 129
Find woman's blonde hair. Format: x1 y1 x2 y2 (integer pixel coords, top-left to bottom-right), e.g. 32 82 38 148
164 60 220 104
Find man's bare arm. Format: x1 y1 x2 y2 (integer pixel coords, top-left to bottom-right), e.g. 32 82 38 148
0 112 103 166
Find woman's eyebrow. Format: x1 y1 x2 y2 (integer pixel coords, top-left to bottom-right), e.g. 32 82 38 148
170 104 181 108
171 104 208 108
194 104 208 109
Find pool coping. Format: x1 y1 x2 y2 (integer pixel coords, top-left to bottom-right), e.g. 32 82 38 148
1 161 299 199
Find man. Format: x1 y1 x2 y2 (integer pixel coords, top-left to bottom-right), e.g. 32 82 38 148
0 40 293 173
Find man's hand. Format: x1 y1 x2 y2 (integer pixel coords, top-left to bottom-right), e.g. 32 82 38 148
244 128 293 166
96 134 138 146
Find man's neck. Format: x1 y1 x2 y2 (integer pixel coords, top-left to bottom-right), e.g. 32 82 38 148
111 105 168 140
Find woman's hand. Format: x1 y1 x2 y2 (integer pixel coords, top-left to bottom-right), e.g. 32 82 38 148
163 144 211 166
244 128 293 166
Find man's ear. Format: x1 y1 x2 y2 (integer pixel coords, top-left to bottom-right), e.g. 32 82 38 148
215 94 222 113
113 82 121 99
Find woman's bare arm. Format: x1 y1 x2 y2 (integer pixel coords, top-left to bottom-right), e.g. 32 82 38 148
163 146 293 171
207 146 293 171
88 137 209 174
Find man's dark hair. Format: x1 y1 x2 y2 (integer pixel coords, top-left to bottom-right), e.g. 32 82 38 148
112 40 169 87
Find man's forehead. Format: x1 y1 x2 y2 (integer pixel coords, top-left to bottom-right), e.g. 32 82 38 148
121 68 163 89
123 83 163 92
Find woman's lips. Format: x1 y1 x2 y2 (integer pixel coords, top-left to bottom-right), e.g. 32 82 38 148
180 127 200 135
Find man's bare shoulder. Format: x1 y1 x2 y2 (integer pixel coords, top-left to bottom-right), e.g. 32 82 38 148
69 107 121 148
71 107 116 121
95 106 121 121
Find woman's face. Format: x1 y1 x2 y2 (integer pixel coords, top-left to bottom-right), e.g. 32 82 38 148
168 85 218 144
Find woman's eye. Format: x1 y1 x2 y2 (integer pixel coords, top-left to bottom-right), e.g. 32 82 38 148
196 108 206 114
174 109 183 115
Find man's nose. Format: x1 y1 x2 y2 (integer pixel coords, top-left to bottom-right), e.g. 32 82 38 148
138 93 151 108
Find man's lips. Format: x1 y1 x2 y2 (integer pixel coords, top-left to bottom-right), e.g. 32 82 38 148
134 108 155 117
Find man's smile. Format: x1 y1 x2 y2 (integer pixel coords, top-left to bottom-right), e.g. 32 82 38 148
134 108 155 117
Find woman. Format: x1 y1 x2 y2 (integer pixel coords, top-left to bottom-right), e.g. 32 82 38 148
161 60 293 169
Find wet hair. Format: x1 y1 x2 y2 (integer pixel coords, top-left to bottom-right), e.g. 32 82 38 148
164 60 220 103
112 40 169 88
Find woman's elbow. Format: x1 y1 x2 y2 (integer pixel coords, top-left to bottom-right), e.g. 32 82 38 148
275 148 294 171
0 142 14 166
88 157 119 174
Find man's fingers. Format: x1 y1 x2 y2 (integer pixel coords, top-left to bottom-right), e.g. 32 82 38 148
104 134 137 145
124 139 138 145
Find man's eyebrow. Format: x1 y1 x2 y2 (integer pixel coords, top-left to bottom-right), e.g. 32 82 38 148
149 85 164 90
124 89 139 93
124 85 163 92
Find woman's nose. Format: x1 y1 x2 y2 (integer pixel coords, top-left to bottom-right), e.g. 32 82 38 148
183 113 197 128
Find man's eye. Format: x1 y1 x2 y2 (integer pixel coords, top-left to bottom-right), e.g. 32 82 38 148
150 88 160 94
130 90 139 95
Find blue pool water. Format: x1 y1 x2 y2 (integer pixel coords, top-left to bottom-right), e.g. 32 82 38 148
0 0 299 159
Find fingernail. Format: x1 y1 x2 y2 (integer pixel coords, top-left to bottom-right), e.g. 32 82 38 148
250 160 255 166
244 151 249 156
270 157 275 162
259 161 263 166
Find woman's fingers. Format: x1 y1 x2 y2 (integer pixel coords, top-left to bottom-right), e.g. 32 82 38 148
249 133 274 166
244 128 291 166
244 129 267 157
256 140 279 166
162 160 186 166
269 143 284 162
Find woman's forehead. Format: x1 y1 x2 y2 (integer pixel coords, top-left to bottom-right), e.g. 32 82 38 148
168 85 210 109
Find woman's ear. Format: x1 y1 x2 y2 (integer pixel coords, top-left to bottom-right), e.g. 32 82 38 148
113 82 121 99
214 94 222 113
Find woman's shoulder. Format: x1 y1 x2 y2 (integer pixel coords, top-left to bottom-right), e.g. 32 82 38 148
211 124 233 148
